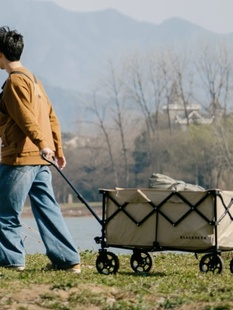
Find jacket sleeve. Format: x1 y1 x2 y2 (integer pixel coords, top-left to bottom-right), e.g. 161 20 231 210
38 81 64 157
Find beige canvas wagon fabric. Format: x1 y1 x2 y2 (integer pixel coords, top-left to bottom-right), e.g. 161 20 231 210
104 189 233 251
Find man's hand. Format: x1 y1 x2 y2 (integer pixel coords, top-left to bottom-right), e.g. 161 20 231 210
40 147 54 159
40 148 66 169
56 156 66 170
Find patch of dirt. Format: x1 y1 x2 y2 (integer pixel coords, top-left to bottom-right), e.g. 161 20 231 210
0 284 232 309
0 285 51 309
0 284 116 310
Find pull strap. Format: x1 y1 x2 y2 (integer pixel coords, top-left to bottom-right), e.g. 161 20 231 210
10 70 37 83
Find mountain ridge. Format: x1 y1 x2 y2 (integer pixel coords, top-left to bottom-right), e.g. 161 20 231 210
0 0 232 131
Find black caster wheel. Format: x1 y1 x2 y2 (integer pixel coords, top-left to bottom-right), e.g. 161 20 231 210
199 253 224 274
130 251 154 274
96 251 119 275
229 258 233 273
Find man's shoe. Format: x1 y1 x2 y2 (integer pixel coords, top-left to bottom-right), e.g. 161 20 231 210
4 266 25 271
64 264 81 274
44 263 81 274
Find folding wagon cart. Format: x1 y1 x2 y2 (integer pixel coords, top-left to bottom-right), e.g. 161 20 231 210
96 188 233 275
43 156 233 275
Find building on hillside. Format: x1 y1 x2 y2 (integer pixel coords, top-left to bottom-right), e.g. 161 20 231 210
174 109 214 125
162 83 214 126
63 135 91 149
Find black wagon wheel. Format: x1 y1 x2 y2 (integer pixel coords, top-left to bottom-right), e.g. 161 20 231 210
96 251 119 275
130 250 154 274
199 253 224 274
229 258 233 273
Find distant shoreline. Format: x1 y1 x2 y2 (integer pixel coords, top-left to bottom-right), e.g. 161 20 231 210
22 205 102 218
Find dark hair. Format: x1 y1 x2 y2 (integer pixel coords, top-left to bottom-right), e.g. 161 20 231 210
0 26 24 61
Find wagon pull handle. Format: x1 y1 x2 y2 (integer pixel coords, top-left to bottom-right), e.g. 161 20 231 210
41 154 102 224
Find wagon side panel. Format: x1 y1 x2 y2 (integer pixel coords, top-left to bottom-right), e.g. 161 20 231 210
216 191 233 250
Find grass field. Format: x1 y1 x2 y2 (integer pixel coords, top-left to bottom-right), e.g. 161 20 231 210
0 251 233 309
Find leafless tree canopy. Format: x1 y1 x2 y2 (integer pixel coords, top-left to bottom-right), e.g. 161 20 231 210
52 41 233 202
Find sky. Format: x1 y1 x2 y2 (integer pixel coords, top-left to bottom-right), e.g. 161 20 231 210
34 0 233 34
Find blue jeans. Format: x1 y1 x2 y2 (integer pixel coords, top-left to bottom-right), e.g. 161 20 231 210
0 164 80 268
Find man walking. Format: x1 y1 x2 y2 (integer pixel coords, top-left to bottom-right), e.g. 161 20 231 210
0 26 80 273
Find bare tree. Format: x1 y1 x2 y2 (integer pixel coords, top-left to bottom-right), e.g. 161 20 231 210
124 52 156 170
147 49 167 140
104 59 129 186
86 90 119 185
82 56 139 187
193 41 233 186
169 49 194 127
158 51 174 135
195 41 233 117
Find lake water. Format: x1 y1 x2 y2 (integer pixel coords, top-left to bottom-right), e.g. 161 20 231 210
21 217 131 255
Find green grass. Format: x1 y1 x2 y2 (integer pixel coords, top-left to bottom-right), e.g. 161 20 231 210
0 251 233 309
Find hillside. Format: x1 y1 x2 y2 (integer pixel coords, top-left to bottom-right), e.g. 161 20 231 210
0 0 231 131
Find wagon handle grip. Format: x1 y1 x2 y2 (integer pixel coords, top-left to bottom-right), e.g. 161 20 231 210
41 154 57 166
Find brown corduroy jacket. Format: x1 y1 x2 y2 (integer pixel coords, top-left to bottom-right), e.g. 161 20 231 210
0 67 64 165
